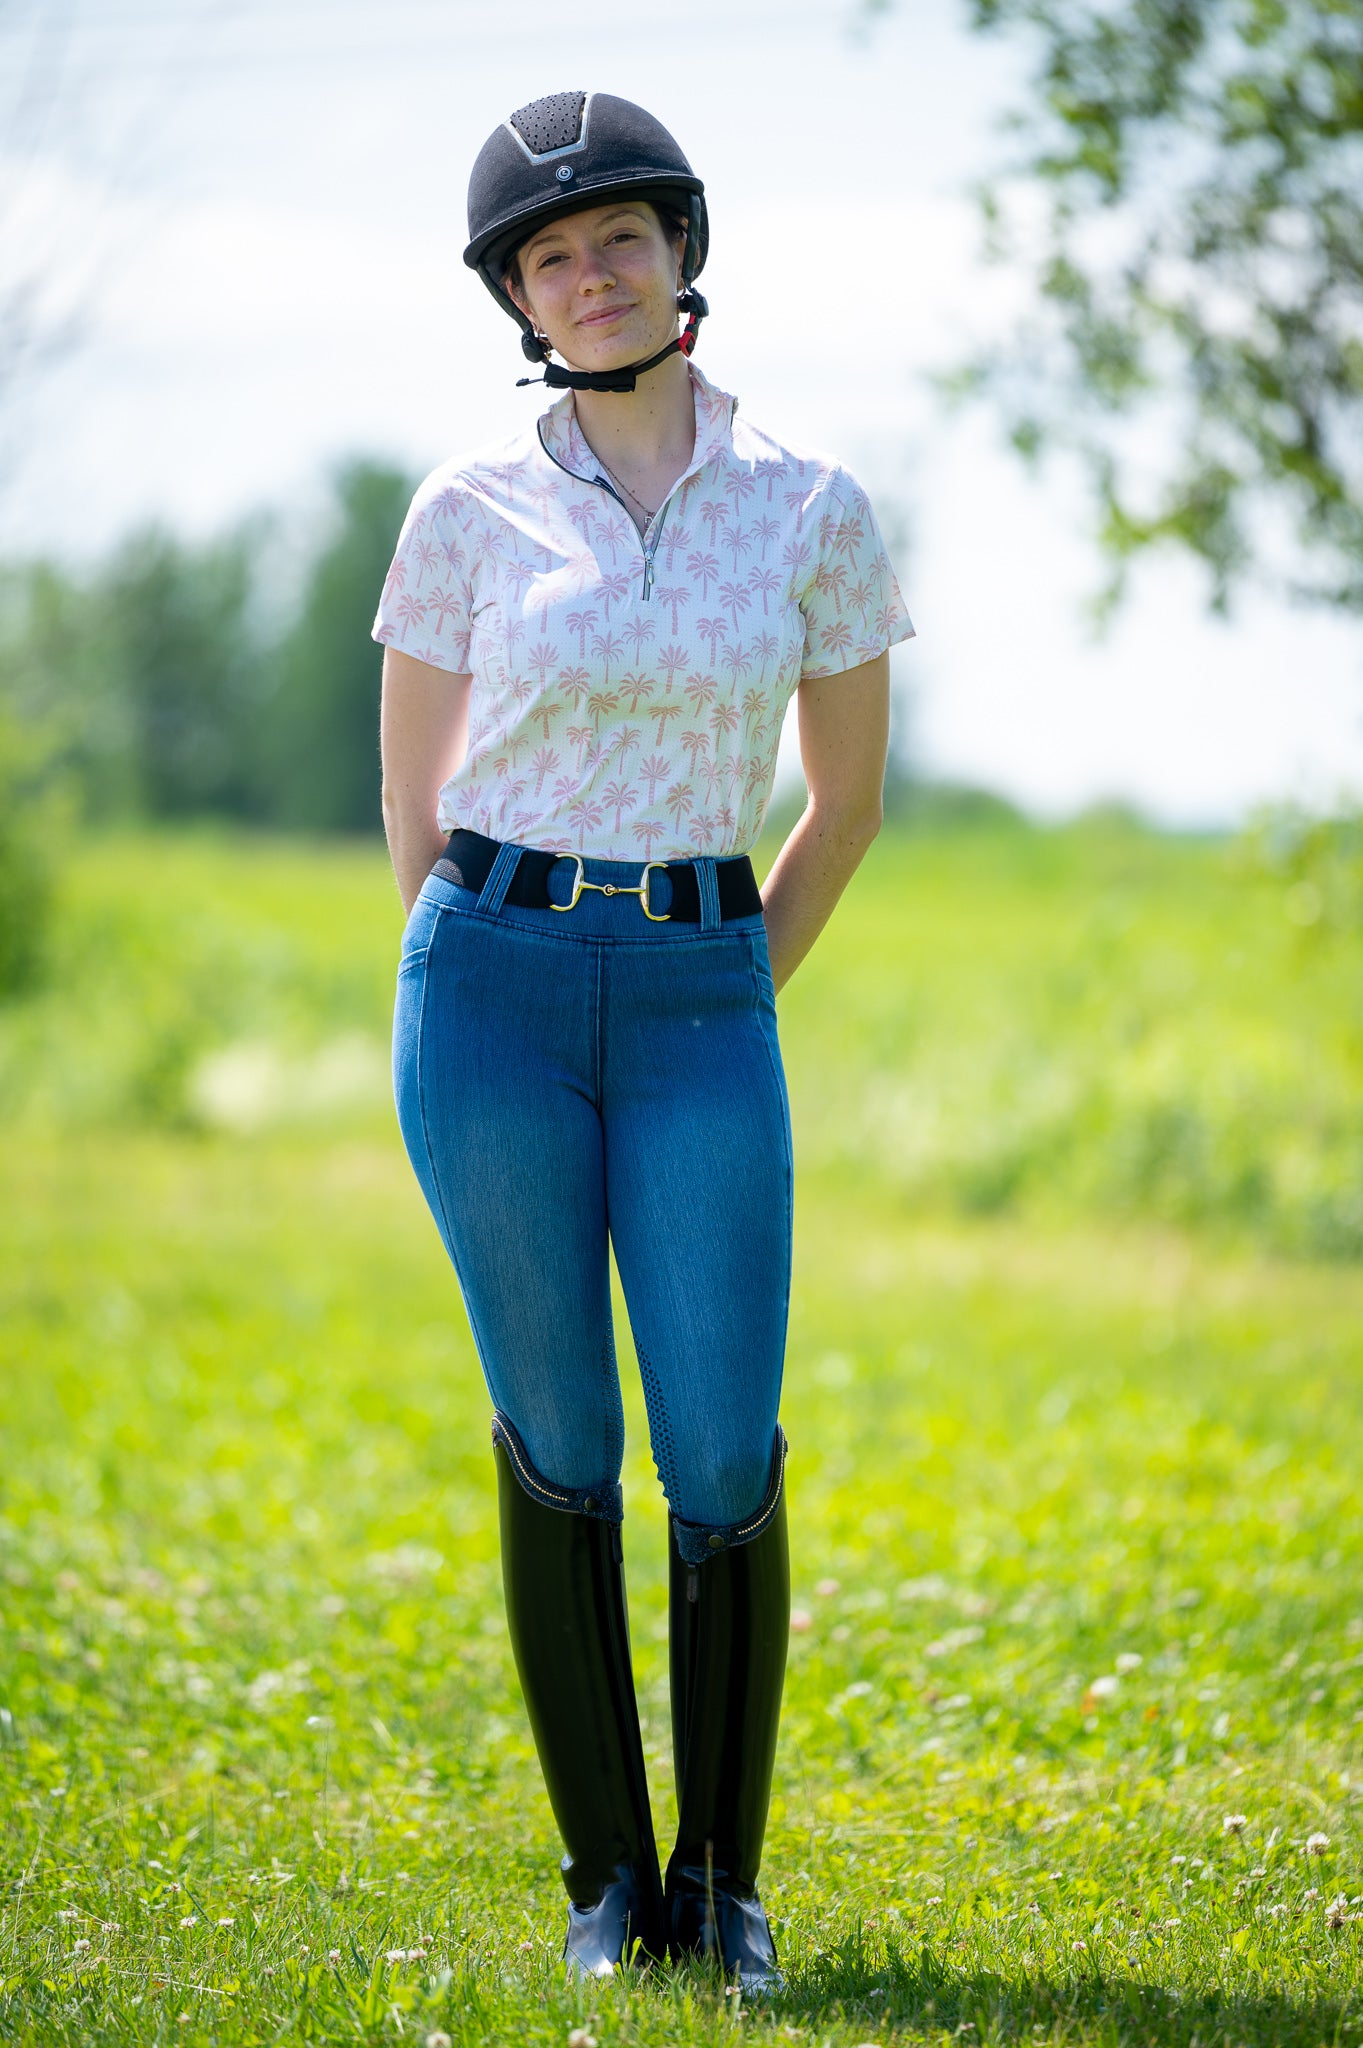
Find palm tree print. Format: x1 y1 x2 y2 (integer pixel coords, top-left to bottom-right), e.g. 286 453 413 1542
696 615 724 664
373 363 912 859
568 793 605 836
718 580 752 633
664 780 695 826
602 779 633 833
686 550 720 599
598 569 630 618
565 609 598 658
632 817 667 856
819 618 855 665
650 701 683 745
680 728 711 777
622 615 656 660
657 643 688 690
590 628 622 680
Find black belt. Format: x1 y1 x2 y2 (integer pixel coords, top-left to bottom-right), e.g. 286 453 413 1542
432 828 763 924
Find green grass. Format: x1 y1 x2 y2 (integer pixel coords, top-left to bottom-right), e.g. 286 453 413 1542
1 821 1360 2045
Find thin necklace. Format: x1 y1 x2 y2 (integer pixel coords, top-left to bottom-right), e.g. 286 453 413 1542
595 451 661 525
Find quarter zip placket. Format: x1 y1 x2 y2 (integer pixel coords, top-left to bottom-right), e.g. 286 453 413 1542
537 413 727 603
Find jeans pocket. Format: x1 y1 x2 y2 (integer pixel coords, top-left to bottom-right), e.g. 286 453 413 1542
398 892 441 969
748 928 778 1008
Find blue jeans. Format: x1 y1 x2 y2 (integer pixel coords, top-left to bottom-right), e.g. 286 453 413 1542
392 846 793 1559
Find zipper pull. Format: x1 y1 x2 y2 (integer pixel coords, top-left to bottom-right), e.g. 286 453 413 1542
686 1567 699 1604
643 552 655 600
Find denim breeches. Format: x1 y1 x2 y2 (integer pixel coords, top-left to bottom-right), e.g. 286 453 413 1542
391 847 794 1546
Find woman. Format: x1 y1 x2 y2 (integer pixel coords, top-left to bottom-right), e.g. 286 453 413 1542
374 91 913 1990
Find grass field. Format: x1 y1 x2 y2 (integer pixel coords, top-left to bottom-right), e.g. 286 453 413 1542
2 820 1360 2046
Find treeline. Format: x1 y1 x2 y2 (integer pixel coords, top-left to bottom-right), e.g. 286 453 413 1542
1 458 412 840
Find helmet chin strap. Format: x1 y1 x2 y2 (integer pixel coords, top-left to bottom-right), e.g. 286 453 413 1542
516 291 707 393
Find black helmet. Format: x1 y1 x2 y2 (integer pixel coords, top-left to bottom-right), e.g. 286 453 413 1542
464 91 710 394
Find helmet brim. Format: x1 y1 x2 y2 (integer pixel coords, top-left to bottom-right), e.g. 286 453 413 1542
464 173 706 284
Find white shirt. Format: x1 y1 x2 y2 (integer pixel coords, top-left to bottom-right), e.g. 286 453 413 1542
372 362 915 861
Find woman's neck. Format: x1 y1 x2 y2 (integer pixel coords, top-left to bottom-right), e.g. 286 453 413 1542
572 350 697 480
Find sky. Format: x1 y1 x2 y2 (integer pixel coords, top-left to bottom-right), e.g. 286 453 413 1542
3 0 1361 824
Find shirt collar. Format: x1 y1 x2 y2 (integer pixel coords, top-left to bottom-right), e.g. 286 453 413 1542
538 359 737 483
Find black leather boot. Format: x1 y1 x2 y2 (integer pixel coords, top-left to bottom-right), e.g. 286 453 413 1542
665 1429 789 1993
492 1414 667 1979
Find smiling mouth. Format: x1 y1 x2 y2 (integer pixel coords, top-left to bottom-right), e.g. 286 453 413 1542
577 304 634 327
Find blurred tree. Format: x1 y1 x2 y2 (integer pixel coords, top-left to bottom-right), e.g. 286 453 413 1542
0 694 56 999
265 459 413 833
97 523 275 819
871 0 1363 613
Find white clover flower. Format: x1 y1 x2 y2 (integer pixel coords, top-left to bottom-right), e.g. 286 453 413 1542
384 1949 405 1964
73 1938 91 1953
815 1578 840 1598
1304 1888 1320 1901
329 1949 342 1963
1164 1918 1181 1929
426 2035 453 2048
788 1609 812 1632
1071 1938 1087 1950
1171 1855 1187 1866
178 1915 197 1928
1115 1652 1143 1674
567 2031 598 2048
1306 1832 1331 1855
1088 1675 1120 1699
1222 1814 1248 1834
216 1917 235 1928
58 1908 81 1922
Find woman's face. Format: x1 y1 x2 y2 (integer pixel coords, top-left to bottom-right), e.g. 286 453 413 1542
507 202 684 373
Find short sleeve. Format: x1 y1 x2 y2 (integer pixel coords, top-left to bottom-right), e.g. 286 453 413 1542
371 476 479 675
798 467 915 680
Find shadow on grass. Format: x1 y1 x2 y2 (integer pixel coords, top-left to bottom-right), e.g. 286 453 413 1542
777 1938 1356 2045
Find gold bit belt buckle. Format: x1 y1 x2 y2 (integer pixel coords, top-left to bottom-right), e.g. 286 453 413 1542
550 856 670 921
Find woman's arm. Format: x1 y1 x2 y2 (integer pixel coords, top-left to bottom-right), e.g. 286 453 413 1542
379 646 473 915
759 651 890 991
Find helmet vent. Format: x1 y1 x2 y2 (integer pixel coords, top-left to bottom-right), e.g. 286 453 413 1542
508 92 588 160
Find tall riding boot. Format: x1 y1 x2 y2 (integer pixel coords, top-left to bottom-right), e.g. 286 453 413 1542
665 1428 789 1992
492 1413 667 1978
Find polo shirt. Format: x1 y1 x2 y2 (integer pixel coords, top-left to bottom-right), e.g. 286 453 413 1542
372 362 915 862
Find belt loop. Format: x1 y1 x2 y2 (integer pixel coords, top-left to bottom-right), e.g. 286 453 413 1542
695 856 721 932
476 840 523 916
